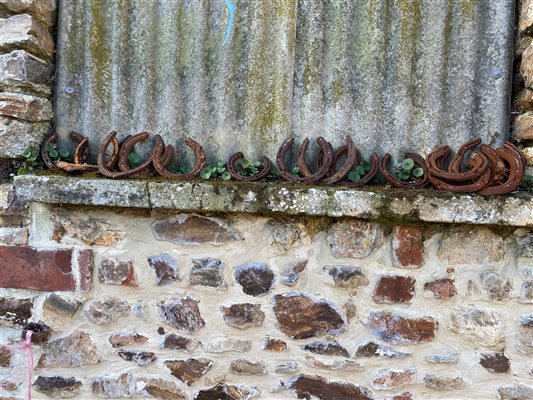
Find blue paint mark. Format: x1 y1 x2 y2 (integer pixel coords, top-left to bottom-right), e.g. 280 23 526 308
222 0 236 47
492 69 503 79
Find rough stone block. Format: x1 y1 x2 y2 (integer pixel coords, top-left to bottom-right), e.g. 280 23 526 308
0 0 57 28
450 307 505 350
109 332 148 348
480 352 510 373
285 375 373 400
147 253 179 285
0 50 52 96
51 212 126 245
373 276 416 304
438 227 504 265
99 257 136 286
221 303 265 329
229 359 267 375
481 272 513 301
0 245 92 292
117 350 157 366
196 382 260 399
142 378 186 400
424 278 457 300
373 368 416 390
158 296 205 333
423 375 465 391
515 111 533 141
33 376 82 398
354 341 409 359
38 330 101 368
498 383 533 400
190 258 226 289
0 296 32 327
160 333 200 352
301 340 349 357
366 311 437 345
327 219 385 258
0 117 49 159
264 338 287 352
0 14 54 60
164 358 213 386
84 297 130 325
391 226 424 268
0 227 28 245
324 265 369 291
0 92 52 121
234 262 275 296
92 373 134 399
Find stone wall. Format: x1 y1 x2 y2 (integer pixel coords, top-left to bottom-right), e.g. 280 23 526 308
1 196 532 399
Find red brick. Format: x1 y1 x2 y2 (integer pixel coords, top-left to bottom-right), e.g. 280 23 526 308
373 276 416 304
0 246 92 292
392 226 424 268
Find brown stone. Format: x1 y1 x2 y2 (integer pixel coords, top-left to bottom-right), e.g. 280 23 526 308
22 321 50 345
42 294 80 327
301 340 349 357
152 214 239 245
33 376 82 398
160 333 200 352
373 276 415 304
51 213 126 245
0 0 57 28
234 262 275 296
158 297 205 333
327 219 385 258
0 92 51 121
481 272 513 301
147 253 180 285
108 332 148 348
99 258 137 286
0 246 92 292
229 359 267 375
424 278 457 300
0 348 11 367
38 330 101 368
523 147 533 166
190 258 227 289
273 292 346 339
0 296 32 327
194 382 260 400
0 380 17 391
366 311 437 345
516 112 533 143
92 373 134 399
221 303 265 329
84 297 130 325
286 374 374 400
391 226 423 268
373 368 416 390
0 14 54 60
267 218 307 251
354 341 409 359
144 378 187 400
438 227 504 265
423 375 465 391
450 307 505 350
480 352 510 373
264 337 287 351
325 265 369 291
117 350 157 366
280 260 307 286
523 44 533 90
514 88 533 113
165 358 213 386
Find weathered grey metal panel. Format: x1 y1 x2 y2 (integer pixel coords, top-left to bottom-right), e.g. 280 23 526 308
55 0 515 163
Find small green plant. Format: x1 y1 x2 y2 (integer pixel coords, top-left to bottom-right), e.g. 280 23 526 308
44 142 70 162
519 175 533 192
237 159 262 177
393 157 424 182
347 159 372 182
200 160 231 180
290 165 302 177
17 148 42 175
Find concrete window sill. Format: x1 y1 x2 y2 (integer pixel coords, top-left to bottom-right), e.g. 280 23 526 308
13 175 532 227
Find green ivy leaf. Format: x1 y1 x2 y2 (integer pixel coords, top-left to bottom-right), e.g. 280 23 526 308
399 172 410 181
355 165 365 175
412 167 424 178
21 149 32 158
45 143 56 151
216 167 226 174
362 160 371 172
221 171 231 181
347 171 360 182
401 158 414 171
58 149 70 159
48 149 59 158
200 168 212 180
17 166 29 175
291 166 300 175
250 167 258 175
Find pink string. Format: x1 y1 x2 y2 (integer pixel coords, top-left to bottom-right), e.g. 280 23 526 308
3 330 33 400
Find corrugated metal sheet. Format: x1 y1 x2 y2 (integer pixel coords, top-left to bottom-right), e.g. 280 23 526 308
55 0 515 163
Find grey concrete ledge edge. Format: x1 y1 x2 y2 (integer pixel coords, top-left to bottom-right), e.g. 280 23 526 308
13 175 533 227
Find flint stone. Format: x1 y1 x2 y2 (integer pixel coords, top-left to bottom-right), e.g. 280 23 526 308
143 378 187 400
152 214 238 245
267 218 306 251
425 352 459 364
327 220 385 258
158 297 205 333
373 368 416 390
450 307 505 350
304 356 359 371
0 14 54 60
42 294 80 319
273 292 346 339
132 301 146 320
229 359 267 375
194 382 260 400
0 296 32 326
51 213 125 245
286 374 374 400
165 358 213 386
373 276 415 304
99 258 136 286
0 92 52 121
221 303 265 329
206 338 252 353
438 227 504 265
161 333 200 352
0 117 49 158
325 265 369 291
0 0 57 28
280 260 307 286
481 272 512 301
190 258 227 289
147 253 179 285
498 383 533 400
38 330 101 367
275 361 299 374
234 262 275 296
424 278 457 300
367 311 437 345
109 332 148 348
84 297 130 325
423 375 465 391
480 352 510 373
391 226 424 268
118 350 157 366
354 341 409 359
33 376 81 398
264 338 287 351
301 340 349 357
92 373 134 399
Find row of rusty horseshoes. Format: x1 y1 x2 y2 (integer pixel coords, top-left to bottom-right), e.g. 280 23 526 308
40 132 526 195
